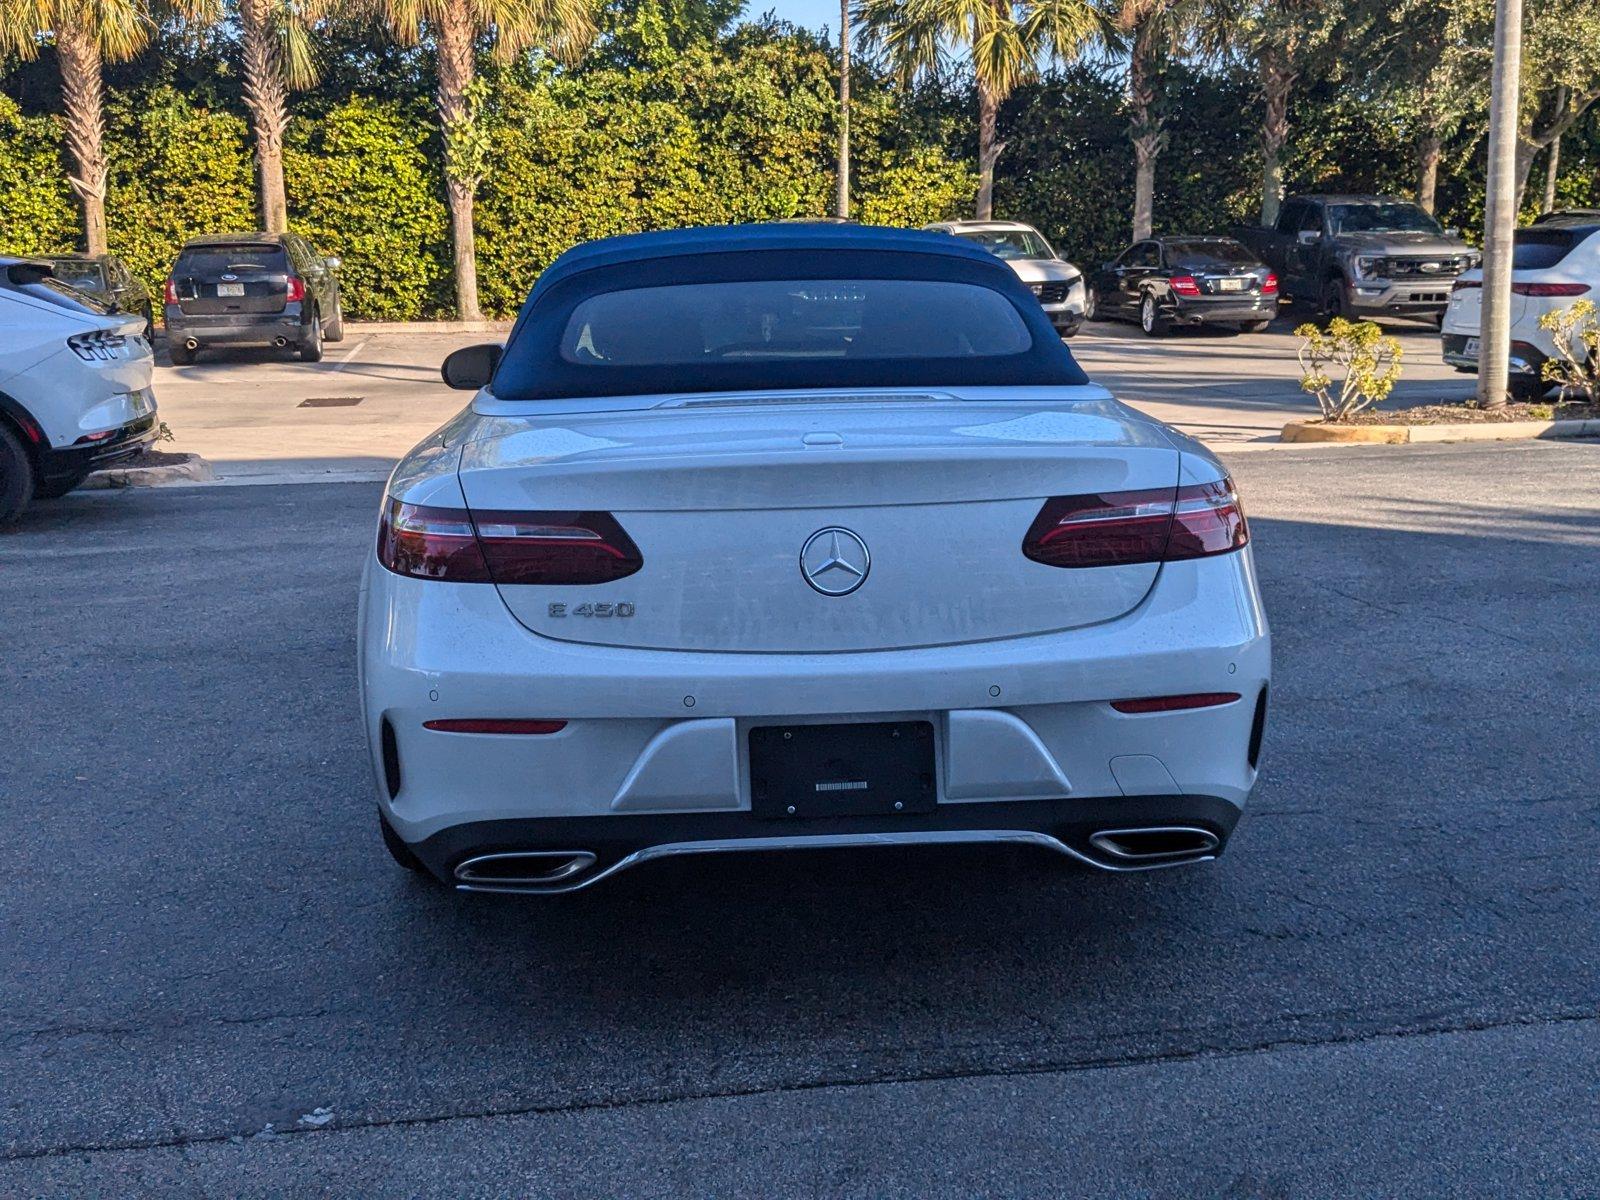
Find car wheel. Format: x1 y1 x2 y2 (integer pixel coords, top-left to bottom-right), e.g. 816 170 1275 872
1508 375 1549 402
1082 288 1098 321
169 341 197 366
1139 292 1167 337
299 311 325 362
324 301 346 343
1240 319 1271 333
1056 319 1082 339
1320 279 1349 322
33 474 91 500
0 422 36 526
379 810 428 874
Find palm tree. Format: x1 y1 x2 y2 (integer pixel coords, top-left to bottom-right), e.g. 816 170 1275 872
236 0 318 232
858 0 1105 220
0 0 151 254
364 0 593 319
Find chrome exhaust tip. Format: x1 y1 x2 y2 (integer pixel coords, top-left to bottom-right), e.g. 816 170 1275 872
183 338 199 351
273 336 289 348
1088 826 1219 867
454 850 598 892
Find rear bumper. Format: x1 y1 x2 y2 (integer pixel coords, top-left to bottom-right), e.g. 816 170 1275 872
1440 333 1545 377
164 307 305 344
1170 296 1276 325
414 794 1246 891
359 551 1271 873
38 412 160 486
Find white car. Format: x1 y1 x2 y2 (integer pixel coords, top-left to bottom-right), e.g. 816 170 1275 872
0 257 160 523
358 226 1270 894
922 220 1087 337
1442 218 1599 398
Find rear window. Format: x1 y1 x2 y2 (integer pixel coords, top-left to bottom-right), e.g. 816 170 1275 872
559 279 1033 366
1512 228 1595 270
46 260 107 292
1 262 112 315
175 245 289 275
1164 240 1258 268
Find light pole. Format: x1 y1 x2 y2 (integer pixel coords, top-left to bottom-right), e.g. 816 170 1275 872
1477 0 1523 410
837 0 851 220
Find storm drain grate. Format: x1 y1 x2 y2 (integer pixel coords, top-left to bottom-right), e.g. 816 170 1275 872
298 396 364 408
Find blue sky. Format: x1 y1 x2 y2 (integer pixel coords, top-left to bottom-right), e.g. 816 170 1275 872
753 0 845 34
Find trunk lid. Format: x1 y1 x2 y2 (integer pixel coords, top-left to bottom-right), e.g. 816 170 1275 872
171 243 293 316
456 392 1182 653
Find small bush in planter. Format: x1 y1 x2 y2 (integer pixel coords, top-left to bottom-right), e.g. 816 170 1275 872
1295 318 1405 422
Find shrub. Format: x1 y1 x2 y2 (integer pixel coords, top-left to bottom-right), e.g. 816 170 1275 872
1295 318 1405 421
1537 299 1600 402
0 95 78 255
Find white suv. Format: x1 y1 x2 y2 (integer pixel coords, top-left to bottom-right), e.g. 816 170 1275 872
922 220 1087 336
1442 219 1600 399
0 258 159 523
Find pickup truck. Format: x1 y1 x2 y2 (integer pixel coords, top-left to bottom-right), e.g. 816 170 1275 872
1234 194 1477 324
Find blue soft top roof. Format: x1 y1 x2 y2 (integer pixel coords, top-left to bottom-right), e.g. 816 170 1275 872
494 223 1091 400
530 224 998 297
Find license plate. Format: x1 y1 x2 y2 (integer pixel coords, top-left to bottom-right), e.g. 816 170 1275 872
216 282 245 297
1464 337 1480 357
1217 277 1246 292
749 721 936 819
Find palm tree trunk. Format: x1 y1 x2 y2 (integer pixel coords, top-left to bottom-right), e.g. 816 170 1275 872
1128 17 1161 241
975 79 1000 220
55 20 108 255
436 3 482 321
239 0 290 233
1257 48 1294 228
1542 134 1560 213
1416 132 1442 215
836 0 850 220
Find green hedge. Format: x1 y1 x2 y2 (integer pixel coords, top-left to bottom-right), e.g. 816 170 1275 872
0 95 77 255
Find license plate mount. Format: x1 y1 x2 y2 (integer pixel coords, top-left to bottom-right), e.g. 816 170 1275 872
749 721 936 819
1217 277 1246 292
1464 336 1480 357
216 282 245 297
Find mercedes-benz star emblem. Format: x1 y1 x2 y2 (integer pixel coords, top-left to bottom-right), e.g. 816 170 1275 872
800 527 870 596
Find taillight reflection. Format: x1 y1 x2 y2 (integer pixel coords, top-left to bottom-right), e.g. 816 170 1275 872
376 499 643 585
1022 480 1247 570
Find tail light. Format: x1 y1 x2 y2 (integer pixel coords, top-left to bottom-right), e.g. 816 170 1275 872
1511 282 1589 297
67 330 127 361
1453 278 1481 291
1262 272 1279 295
1169 275 1201 297
1022 479 1247 570
286 276 306 302
164 278 180 304
423 719 567 734
1112 692 1241 714
376 499 642 585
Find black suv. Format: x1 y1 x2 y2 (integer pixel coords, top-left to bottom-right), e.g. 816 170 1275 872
164 233 343 364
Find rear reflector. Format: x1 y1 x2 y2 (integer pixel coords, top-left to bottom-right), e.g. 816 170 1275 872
1511 282 1590 297
1023 479 1247 569
1111 693 1241 714
423 719 568 734
377 499 643 585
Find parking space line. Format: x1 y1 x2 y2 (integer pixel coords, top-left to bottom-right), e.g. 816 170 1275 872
331 339 368 372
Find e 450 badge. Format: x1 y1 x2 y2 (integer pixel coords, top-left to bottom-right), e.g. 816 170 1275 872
548 602 636 618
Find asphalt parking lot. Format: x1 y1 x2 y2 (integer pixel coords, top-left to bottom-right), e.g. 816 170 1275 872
4 439 1598 1197
149 317 1477 480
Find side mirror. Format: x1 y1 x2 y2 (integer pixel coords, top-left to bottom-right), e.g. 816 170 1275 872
1297 229 1322 245
324 256 342 271
441 342 503 391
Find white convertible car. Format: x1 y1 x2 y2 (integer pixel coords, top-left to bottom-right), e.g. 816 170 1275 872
358 225 1270 894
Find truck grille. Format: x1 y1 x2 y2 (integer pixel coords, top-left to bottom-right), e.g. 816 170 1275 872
1030 282 1071 304
1383 256 1468 278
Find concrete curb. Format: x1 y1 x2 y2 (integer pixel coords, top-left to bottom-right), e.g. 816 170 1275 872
81 453 217 489
342 320 514 335
1282 418 1600 445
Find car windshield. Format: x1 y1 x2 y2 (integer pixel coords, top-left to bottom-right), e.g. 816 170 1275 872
953 229 1054 260
1328 203 1443 235
175 245 289 274
1163 240 1258 268
46 260 108 292
559 279 1033 365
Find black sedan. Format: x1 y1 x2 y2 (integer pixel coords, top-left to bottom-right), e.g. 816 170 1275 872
38 253 154 339
1085 237 1278 336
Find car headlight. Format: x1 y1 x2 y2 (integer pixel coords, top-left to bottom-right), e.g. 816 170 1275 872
1353 256 1383 279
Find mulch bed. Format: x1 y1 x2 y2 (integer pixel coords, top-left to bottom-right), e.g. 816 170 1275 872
1336 400 1600 426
